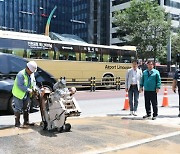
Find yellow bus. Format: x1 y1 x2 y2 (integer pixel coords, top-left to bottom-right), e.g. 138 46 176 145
0 30 136 87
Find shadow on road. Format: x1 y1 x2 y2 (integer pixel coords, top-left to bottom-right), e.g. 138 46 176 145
121 117 143 120
0 125 14 130
158 115 179 118
30 124 72 137
107 113 131 117
121 115 179 120
166 106 179 108
0 108 39 116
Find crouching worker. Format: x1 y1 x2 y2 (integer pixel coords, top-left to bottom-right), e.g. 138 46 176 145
12 61 37 128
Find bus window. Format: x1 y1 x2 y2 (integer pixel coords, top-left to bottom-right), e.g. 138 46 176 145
76 53 80 61
119 50 136 63
47 51 54 59
59 54 67 60
58 50 76 61
120 55 134 63
27 50 54 59
0 49 13 54
68 55 76 61
80 52 86 61
109 49 119 62
109 54 118 62
102 54 109 62
68 51 76 61
0 48 25 58
86 52 99 62
12 49 25 57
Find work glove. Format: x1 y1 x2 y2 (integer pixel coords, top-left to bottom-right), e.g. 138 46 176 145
27 88 33 93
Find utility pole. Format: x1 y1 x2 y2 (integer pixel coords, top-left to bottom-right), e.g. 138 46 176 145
167 13 172 72
167 35 171 72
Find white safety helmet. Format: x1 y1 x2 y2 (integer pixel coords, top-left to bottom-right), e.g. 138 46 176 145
27 61 37 73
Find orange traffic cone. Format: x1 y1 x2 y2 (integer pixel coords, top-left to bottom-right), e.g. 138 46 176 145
161 87 169 107
122 92 130 110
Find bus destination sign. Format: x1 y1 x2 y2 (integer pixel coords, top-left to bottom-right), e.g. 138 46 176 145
28 41 52 49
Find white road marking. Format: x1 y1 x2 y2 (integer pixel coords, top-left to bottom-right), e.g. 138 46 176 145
82 131 180 154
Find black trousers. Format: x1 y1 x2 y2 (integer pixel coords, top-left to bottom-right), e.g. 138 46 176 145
144 91 158 117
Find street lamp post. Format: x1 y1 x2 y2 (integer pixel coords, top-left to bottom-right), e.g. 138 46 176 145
167 35 171 72
167 13 180 72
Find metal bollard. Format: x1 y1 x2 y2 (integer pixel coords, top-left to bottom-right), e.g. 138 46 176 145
116 77 118 90
93 77 96 92
116 77 121 90
90 77 96 92
90 77 93 92
118 77 121 90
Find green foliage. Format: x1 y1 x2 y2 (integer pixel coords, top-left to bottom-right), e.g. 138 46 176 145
171 32 180 63
114 0 171 62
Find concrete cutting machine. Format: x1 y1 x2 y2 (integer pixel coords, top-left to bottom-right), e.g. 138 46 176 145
38 79 81 132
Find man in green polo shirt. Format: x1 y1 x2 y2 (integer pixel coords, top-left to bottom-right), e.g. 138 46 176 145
12 61 37 127
140 60 161 120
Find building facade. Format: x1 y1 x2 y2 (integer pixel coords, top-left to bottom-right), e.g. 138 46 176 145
0 0 111 45
72 0 110 45
110 0 180 46
0 0 72 34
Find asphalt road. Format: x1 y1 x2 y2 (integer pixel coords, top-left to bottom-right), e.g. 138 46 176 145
0 87 180 154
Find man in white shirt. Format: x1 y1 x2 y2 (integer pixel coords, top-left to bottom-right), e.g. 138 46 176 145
125 60 142 116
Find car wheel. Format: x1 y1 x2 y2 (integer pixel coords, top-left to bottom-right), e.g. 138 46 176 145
8 97 14 114
58 126 63 133
64 123 71 132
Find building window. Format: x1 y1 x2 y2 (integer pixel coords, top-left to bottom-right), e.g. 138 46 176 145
112 33 118 38
171 13 180 21
112 11 116 17
164 0 180 9
112 0 131 6
112 23 117 28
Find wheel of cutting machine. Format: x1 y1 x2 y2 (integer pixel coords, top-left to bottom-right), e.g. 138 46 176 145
64 123 71 132
57 126 63 133
40 121 47 130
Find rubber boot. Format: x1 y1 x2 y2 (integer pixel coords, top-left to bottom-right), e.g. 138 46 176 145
23 111 35 126
14 112 21 127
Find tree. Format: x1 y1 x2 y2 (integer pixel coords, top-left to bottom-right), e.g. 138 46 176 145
113 0 171 63
171 32 180 64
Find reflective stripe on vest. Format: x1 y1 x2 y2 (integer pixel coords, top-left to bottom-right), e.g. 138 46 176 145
12 69 31 99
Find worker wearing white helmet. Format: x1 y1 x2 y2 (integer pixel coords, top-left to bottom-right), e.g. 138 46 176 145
27 61 37 73
12 61 37 128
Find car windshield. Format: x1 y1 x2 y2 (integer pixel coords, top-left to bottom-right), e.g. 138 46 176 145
0 55 8 74
8 56 27 74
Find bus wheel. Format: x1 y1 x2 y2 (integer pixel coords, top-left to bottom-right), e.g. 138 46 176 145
102 75 114 88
